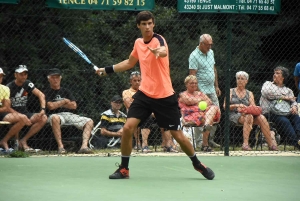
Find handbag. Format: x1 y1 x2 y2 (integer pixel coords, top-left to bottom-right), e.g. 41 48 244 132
240 105 262 116
269 99 291 116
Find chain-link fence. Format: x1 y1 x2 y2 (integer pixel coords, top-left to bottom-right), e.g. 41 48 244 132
0 0 299 155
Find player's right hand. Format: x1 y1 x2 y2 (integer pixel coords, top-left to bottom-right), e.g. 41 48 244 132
96 68 106 76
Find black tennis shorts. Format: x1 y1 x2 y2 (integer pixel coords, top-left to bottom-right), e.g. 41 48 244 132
128 90 181 130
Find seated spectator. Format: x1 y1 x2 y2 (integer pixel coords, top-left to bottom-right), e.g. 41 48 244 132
122 71 141 149
178 75 221 152
6 65 47 152
44 68 94 154
99 95 126 148
0 67 31 153
224 71 277 151
260 66 300 149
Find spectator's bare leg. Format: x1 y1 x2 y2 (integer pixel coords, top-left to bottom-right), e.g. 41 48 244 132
202 130 210 147
0 113 26 150
20 114 47 149
204 105 218 125
51 115 64 149
80 119 93 149
241 114 253 146
254 115 273 146
161 129 174 147
133 127 141 148
170 130 194 156
141 128 150 147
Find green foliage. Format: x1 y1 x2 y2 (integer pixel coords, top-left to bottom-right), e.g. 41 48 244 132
7 151 30 158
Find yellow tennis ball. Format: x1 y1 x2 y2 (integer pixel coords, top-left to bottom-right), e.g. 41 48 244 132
198 101 207 111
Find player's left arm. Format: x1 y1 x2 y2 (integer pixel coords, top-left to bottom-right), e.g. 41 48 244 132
147 45 167 58
214 65 221 96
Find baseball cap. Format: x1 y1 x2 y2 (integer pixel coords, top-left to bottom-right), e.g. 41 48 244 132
0 68 6 75
15 65 28 73
111 95 123 103
48 68 61 76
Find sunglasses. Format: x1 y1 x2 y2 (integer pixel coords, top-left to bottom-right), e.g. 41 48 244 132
113 101 123 104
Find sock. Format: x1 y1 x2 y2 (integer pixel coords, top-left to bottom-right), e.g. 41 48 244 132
189 153 200 166
121 156 130 169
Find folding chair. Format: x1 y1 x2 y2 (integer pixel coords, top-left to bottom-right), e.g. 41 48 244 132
181 120 219 151
88 121 120 149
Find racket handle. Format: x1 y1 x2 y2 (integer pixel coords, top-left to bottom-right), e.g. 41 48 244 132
93 66 99 71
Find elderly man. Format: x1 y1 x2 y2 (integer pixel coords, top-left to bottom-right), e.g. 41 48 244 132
0 67 31 153
44 68 94 154
6 65 47 152
189 33 221 149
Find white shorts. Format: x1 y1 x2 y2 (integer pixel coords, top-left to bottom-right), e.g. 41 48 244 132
48 112 92 130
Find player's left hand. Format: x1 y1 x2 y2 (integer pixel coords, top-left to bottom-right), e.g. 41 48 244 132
147 46 160 59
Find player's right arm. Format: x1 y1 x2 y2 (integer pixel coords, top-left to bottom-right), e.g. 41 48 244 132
96 55 138 76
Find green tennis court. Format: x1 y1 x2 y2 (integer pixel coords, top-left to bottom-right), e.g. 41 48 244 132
0 156 298 201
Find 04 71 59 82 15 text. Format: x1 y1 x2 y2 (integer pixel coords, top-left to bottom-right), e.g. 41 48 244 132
58 0 146 7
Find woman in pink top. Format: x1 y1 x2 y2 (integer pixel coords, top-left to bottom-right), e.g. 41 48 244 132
179 75 220 152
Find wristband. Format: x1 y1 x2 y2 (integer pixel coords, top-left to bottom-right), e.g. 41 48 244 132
104 65 114 74
41 108 46 110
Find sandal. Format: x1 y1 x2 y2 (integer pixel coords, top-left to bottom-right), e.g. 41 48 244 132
269 145 278 151
23 147 37 153
58 148 66 154
201 146 213 152
163 146 179 153
78 148 93 154
242 144 252 151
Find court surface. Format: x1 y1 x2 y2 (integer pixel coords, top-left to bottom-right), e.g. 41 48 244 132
0 156 298 201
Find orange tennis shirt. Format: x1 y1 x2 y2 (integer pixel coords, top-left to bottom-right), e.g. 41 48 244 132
131 33 174 99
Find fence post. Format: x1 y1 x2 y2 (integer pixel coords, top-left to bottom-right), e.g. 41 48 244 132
224 15 232 156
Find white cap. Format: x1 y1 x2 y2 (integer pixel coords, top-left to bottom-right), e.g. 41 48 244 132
0 68 5 75
15 65 28 73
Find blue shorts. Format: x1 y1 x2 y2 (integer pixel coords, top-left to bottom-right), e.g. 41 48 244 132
128 90 181 130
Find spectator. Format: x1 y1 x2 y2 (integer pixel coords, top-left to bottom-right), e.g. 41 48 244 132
97 11 215 180
224 71 278 151
293 62 300 104
260 66 300 149
99 95 127 148
44 68 94 154
179 75 221 152
0 67 31 152
189 33 221 148
122 71 142 149
6 65 47 152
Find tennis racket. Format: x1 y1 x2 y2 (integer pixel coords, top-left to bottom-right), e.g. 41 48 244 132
62 37 99 71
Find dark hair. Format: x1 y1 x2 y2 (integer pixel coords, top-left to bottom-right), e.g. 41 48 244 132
274 66 289 84
136 11 155 25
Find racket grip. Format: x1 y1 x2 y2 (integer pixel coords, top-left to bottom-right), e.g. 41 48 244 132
93 66 99 71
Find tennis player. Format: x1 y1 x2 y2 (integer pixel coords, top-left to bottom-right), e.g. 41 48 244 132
96 11 215 180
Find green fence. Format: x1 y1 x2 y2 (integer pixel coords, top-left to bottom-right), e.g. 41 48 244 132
0 0 299 155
